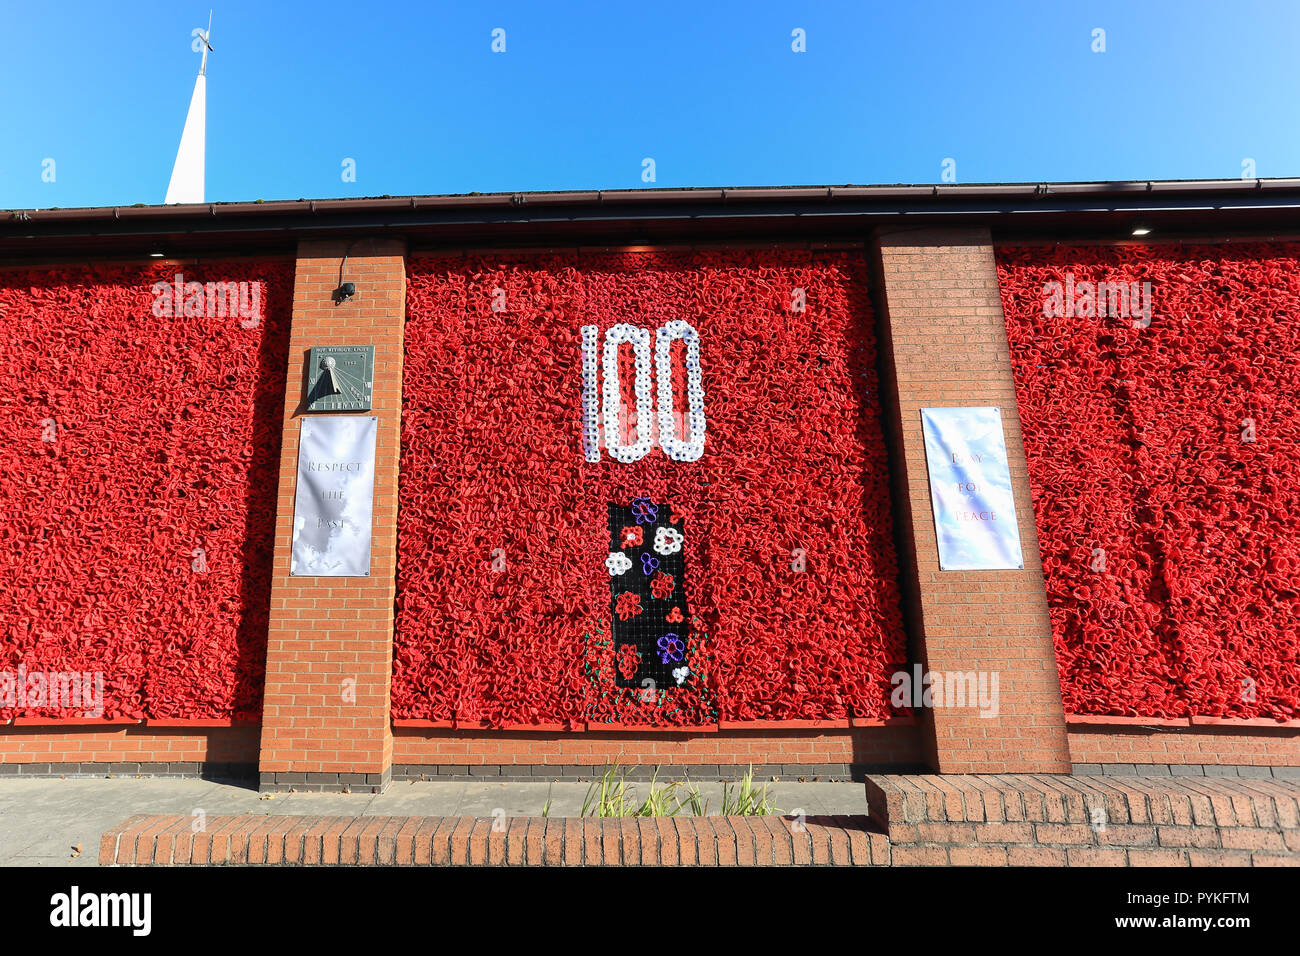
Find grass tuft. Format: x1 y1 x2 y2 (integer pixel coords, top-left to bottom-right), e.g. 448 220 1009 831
580 762 778 817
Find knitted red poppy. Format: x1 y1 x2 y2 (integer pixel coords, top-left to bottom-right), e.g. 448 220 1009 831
615 592 643 621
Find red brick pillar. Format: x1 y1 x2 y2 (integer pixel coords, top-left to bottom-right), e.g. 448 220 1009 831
871 228 1071 773
258 239 407 792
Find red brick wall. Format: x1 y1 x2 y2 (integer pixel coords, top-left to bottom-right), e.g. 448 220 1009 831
1069 726 1300 766
0 726 259 764
872 228 1072 773
392 727 923 768
257 240 407 778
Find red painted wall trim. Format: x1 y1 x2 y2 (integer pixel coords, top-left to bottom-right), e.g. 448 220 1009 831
8 718 143 726
585 723 719 734
1065 716 1188 728
440 720 581 732
1067 715 1300 732
391 717 917 732
1187 716 1300 729
5 718 256 728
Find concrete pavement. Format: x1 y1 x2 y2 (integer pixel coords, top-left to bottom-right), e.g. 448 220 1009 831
0 776 869 866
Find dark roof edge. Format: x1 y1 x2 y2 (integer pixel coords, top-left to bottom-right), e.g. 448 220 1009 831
6 179 1300 259
6 178 1300 224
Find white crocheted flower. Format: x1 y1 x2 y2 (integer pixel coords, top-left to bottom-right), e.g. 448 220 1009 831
672 665 691 686
653 527 684 556
605 551 632 576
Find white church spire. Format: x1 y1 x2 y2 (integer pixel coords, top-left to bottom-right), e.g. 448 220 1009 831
165 12 212 204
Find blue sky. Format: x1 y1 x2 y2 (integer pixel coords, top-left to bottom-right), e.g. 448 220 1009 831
2 1 1297 209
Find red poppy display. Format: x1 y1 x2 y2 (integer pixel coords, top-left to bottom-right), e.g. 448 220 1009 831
998 243 1300 721
615 592 643 620
0 262 292 720
393 249 907 726
617 644 642 681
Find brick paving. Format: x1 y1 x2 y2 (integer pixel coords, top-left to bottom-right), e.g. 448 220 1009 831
99 773 1299 866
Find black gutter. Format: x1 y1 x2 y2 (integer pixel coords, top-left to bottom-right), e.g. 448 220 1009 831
4 180 1300 261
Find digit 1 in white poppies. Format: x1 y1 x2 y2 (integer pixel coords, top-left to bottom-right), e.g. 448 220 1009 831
580 325 601 462
602 323 655 463
655 320 706 462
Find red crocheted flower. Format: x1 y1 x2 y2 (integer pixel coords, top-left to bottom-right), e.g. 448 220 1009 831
617 644 641 681
620 526 643 549
650 571 675 600
615 592 643 620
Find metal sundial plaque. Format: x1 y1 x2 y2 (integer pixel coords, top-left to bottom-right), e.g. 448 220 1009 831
305 345 374 411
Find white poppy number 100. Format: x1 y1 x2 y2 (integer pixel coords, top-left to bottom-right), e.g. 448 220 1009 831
580 321 706 463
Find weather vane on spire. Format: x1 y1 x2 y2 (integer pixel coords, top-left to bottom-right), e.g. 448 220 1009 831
165 11 213 204
197 11 214 77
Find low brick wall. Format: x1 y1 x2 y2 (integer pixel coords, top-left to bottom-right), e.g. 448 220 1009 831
100 813 890 866
390 726 923 776
0 726 260 767
100 773 1300 866
867 773 1300 866
1067 724 1300 767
